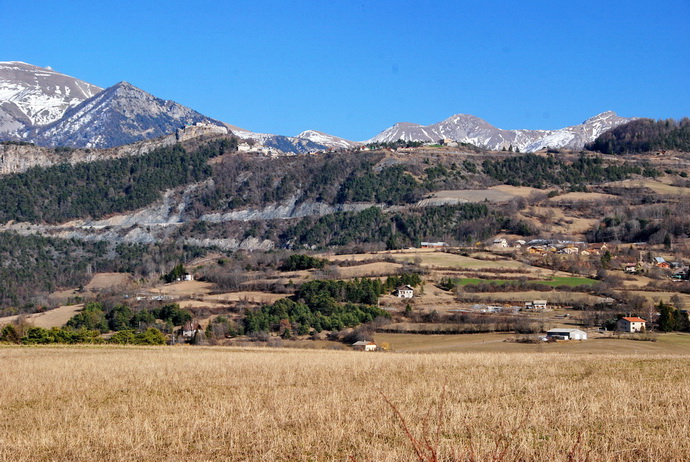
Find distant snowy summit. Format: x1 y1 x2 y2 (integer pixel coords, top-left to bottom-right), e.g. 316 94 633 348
0 61 102 136
367 111 635 152
295 130 361 150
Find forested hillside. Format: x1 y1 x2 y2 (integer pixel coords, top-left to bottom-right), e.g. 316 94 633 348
186 150 478 214
481 153 654 188
586 118 690 154
0 138 236 223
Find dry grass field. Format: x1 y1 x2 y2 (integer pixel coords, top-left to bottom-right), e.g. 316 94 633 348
375 332 690 354
0 304 84 329
418 189 516 204
605 178 690 195
2 346 690 461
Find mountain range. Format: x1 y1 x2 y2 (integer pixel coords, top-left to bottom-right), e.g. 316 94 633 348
366 111 635 152
0 61 635 152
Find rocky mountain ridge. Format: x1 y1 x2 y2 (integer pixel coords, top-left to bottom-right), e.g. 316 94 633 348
367 111 636 152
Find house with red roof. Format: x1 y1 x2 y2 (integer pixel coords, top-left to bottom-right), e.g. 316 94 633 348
617 317 646 333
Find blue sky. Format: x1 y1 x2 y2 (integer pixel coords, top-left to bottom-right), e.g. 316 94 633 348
2 0 689 141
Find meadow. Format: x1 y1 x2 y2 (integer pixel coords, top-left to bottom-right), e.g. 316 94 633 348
2 346 690 461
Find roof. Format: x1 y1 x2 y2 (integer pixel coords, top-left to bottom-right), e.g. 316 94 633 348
352 341 376 346
621 317 646 323
547 328 586 334
396 285 414 291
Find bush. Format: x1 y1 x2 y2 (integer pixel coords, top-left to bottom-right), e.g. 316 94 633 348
279 254 327 271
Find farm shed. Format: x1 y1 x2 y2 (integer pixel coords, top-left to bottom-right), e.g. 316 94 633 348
546 328 588 340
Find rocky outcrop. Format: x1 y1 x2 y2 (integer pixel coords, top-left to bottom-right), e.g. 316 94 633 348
200 196 381 222
0 123 230 176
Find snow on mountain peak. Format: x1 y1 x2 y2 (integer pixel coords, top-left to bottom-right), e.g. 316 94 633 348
0 61 103 130
296 129 360 150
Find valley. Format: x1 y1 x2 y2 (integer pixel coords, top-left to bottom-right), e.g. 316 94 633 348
1 58 690 461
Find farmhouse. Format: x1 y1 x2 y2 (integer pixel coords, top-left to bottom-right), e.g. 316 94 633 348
394 285 414 298
524 300 548 311
623 261 640 273
617 317 646 333
546 328 588 340
492 238 508 248
654 257 670 269
182 322 201 339
352 341 377 351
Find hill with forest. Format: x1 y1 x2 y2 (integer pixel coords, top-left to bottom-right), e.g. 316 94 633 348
0 126 688 307
586 117 690 154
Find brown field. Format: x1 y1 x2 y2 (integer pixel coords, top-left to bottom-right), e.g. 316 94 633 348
488 184 545 197
0 304 84 329
2 346 690 461
84 272 133 291
375 331 690 354
420 189 516 204
203 291 288 304
153 280 215 296
606 178 690 195
519 206 598 235
384 249 537 272
456 290 600 305
548 191 619 202
335 261 404 278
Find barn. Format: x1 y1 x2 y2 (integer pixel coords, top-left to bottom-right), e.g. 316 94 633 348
546 328 588 340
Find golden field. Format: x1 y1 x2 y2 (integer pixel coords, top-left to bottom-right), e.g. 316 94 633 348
2 346 690 461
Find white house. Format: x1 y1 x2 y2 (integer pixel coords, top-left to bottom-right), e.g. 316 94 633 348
182 322 201 339
352 341 377 351
492 238 508 248
395 285 414 298
617 317 646 333
546 328 588 340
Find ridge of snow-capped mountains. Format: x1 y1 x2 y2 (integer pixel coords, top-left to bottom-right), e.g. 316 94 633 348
29 81 226 148
0 61 102 136
367 111 635 152
0 61 637 153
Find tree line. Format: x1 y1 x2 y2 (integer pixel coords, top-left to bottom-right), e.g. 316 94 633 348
243 277 398 336
481 153 650 189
